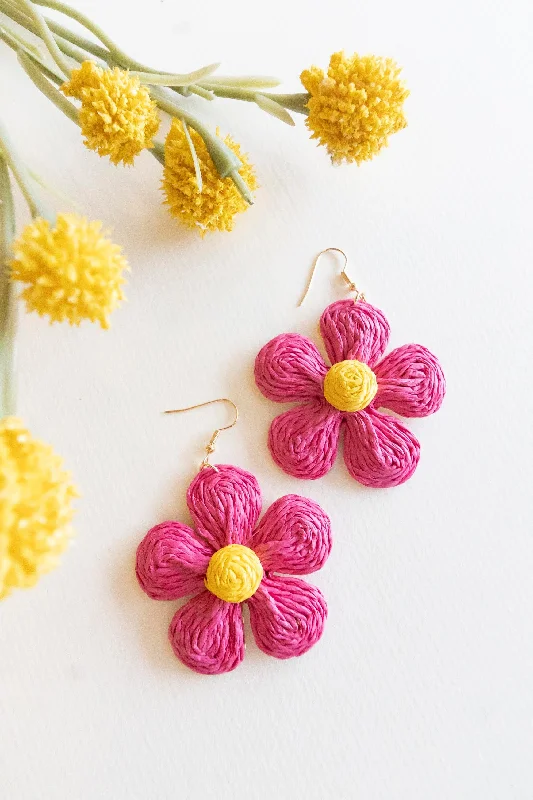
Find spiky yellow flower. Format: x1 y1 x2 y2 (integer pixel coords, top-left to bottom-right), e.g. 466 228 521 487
0 417 77 600
162 120 258 234
300 52 409 165
10 213 128 328
62 60 160 166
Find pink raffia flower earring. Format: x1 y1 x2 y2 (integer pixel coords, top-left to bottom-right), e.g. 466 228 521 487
255 249 446 488
136 398 332 675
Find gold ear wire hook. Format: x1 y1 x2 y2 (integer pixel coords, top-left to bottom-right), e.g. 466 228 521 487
163 398 238 470
298 247 365 307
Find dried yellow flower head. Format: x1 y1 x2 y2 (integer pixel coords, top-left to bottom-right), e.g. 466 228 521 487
162 120 258 234
62 60 160 165
301 52 409 164
10 213 128 328
0 417 77 600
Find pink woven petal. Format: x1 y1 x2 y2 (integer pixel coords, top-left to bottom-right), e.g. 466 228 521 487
268 399 342 479
374 344 446 418
320 300 390 367
248 575 327 659
187 464 261 550
169 590 244 675
344 407 421 487
136 521 212 600
251 495 332 575
254 333 328 402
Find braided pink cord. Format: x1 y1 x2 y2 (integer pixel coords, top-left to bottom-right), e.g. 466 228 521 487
255 300 446 487
136 465 332 675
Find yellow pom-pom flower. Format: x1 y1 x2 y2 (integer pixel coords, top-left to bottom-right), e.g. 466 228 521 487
62 60 160 166
10 213 128 328
0 417 78 600
162 120 258 234
300 51 409 164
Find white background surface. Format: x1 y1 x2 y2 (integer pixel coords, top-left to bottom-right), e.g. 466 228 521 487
1 0 532 797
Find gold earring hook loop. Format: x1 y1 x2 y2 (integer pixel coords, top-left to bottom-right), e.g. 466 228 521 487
163 398 238 470
298 247 365 307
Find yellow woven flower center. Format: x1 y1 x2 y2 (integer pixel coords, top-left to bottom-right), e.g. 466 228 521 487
323 360 378 412
205 544 263 603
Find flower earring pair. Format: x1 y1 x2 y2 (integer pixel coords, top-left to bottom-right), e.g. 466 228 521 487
136 249 446 675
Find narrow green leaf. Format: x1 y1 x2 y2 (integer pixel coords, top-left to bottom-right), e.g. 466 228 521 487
203 76 281 89
180 119 203 193
254 94 295 126
136 63 221 88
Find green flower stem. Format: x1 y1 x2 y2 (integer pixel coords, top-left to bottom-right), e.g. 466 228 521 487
0 18 40 56
31 0 150 63
0 24 68 89
201 76 281 89
18 51 80 124
53 32 106 70
30 0 219 86
1 1 197 102
31 0 164 68
257 92 310 114
15 0 72 76
0 155 17 419
134 65 221 88
0 1 101 82
0 0 212 90
0 0 111 60
201 84 310 114
187 85 214 101
0 117 52 220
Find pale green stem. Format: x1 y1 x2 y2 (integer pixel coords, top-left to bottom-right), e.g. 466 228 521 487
187 85 214 101
1 0 212 90
135 65 221 88
30 0 219 86
201 83 309 114
14 0 72 75
0 117 52 219
263 92 310 114
202 76 281 88
32 0 165 69
0 18 39 55
1 1 97 82
0 0 110 60
0 155 17 419
18 51 80 124
0 23 66 84
51 30 106 69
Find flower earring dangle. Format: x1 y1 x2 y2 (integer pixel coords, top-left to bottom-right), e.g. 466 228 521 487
135 398 332 675
254 249 446 488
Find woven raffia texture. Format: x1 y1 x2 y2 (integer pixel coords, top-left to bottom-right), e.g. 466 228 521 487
255 300 446 488
136 465 331 675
